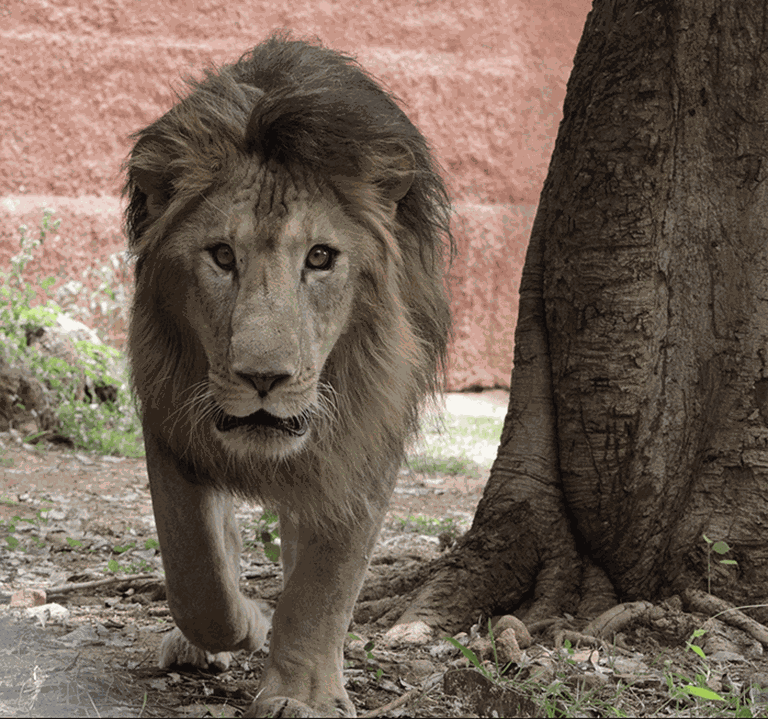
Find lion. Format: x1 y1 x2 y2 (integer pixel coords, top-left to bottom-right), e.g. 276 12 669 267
123 33 451 717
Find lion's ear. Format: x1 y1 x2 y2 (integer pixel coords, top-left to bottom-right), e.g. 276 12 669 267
379 147 415 204
129 133 176 221
132 166 172 221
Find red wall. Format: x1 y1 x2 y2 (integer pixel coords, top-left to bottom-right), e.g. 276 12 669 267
0 0 593 389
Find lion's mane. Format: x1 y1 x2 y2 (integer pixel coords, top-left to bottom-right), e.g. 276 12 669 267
123 33 452 526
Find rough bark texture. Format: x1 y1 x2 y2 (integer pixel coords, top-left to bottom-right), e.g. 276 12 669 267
389 0 768 638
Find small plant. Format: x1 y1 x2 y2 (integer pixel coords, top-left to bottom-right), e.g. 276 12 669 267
105 556 154 574
245 510 281 562
653 634 760 716
348 634 383 682
703 534 738 594
0 504 53 551
444 635 494 680
396 514 461 537
0 211 143 457
113 541 137 554
1 516 21 550
0 210 61 341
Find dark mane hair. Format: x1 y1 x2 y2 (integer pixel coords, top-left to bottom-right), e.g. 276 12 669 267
123 33 453 525
124 32 451 270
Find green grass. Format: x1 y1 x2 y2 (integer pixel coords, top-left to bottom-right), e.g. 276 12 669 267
408 414 503 477
445 626 761 718
1 210 143 457
396 515 462 537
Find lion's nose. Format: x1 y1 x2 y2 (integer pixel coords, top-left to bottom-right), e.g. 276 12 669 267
238 372 291 398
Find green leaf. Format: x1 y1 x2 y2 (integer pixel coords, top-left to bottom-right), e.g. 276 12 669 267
682 685 724 701
264 541 281 563
444 636 485 673
720 558 738 565
702 533 713 545
688 644 707 660
66 537 82 548
712 541 731 555
107 558 121 573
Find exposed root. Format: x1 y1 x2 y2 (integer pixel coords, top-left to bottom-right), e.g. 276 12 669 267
550 602 655 654
682 588 768 648
583 601 654 639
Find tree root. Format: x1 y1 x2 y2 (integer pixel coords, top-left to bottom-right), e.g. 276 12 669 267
682 588 768 648
583 601 654 639
551 601 654 654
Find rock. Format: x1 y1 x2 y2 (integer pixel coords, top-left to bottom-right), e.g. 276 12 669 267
492 614 532 648
0 356 58 434
26 316 118 404
26 602 69 624
496 627 524 665
10 588 46 608
383 619 434 647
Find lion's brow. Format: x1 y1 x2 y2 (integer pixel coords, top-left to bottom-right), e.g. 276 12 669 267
198 192 229 219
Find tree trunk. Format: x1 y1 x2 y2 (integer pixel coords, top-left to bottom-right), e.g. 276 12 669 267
387 0 768 639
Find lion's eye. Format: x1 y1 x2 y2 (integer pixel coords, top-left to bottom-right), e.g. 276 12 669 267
211 244 235 270
305 245 337 271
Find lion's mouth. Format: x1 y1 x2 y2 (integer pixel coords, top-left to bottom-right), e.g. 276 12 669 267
215 409 309 437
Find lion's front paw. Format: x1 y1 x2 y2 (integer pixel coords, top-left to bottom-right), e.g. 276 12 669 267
159 627 233 672
245 696 353 718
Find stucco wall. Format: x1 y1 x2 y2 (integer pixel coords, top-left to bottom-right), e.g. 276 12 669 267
0 0 592 389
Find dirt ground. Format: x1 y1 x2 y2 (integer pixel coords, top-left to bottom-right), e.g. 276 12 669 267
3 393 768 718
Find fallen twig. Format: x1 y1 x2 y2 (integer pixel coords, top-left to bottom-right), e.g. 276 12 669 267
361 673 442 718
47 573 159 597
360 687 423 718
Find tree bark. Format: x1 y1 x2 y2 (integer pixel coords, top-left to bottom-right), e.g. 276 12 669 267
386 0 768 639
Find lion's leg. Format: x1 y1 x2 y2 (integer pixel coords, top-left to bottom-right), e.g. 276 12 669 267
144 431 270 669
248 501 390 718
278 511 299 590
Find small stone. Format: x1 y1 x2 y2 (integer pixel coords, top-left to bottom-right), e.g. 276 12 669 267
10 588 46 608
496 628 524 665
492 615 532 648
26 602 69 623
383 620 433 647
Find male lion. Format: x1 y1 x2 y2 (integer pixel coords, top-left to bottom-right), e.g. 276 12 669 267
123 33 451 717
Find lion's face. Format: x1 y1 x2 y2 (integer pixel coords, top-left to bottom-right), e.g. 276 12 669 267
167 162 366 459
